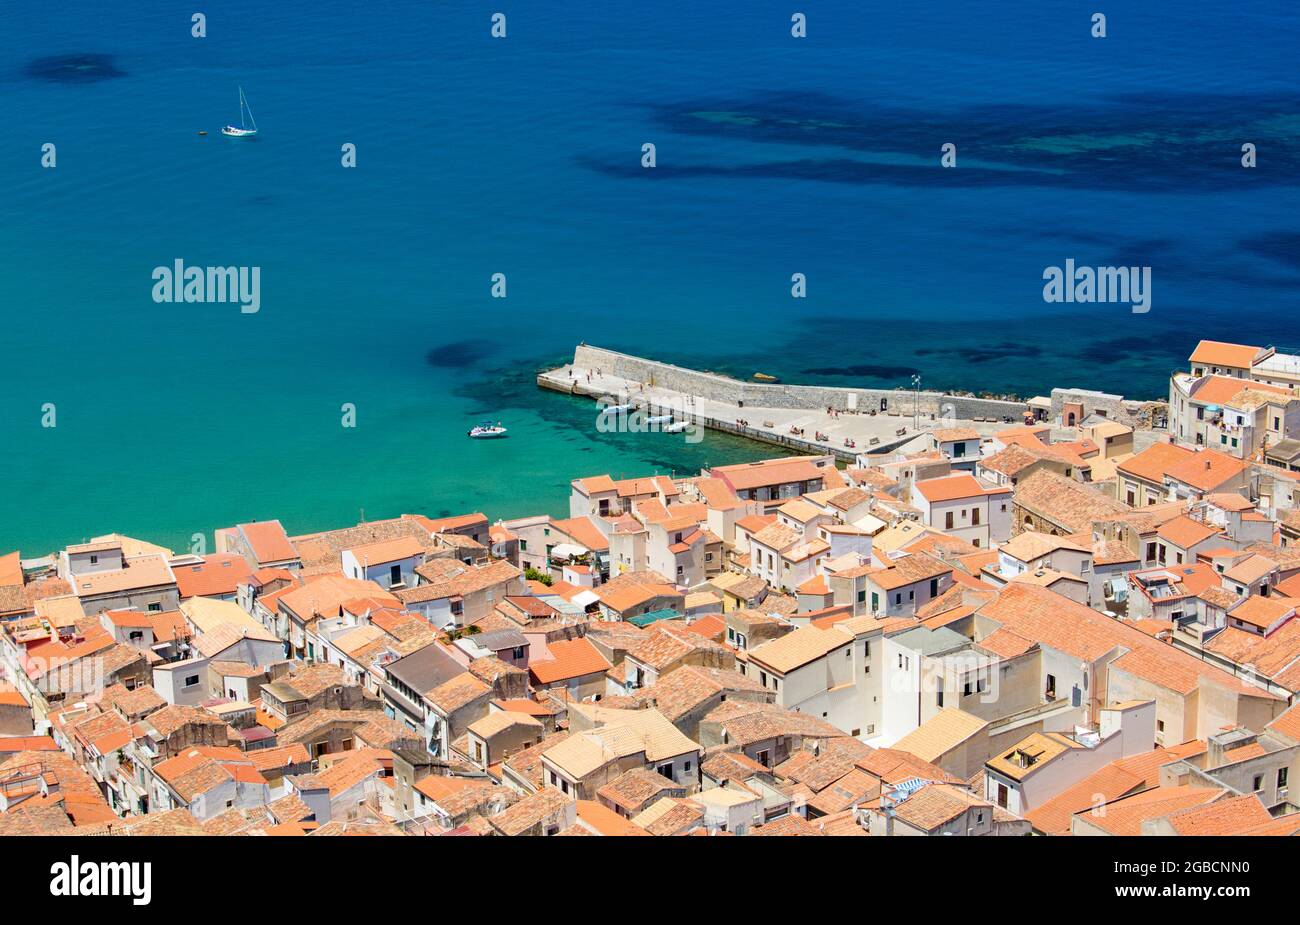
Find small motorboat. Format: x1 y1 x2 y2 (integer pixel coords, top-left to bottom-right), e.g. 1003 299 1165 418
221 86 258 137
663 421 692 433
645 414 673 426
599 403 633 415
197 130 208 136
468 421 508 439
752 372 779 383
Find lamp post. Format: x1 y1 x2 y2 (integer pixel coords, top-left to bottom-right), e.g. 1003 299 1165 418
912 374 922 431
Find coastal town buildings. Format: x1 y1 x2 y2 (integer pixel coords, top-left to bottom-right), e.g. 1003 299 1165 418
5 335 1300 838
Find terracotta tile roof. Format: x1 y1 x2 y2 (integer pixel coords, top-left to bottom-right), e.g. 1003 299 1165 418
72 555 175 598
173 553 254 599
575 799 651 835
892 709 989 764
596 767 683 814
1267 701 1300 742
1189 340 1264 369
712 458 827 492
980 583 1274 700
425 673 491 713
545 705 699 779
238 520 298 563
747 624 853 674
1073 784 1221 835
1155 515 1221 549
858 552 953 592
630 796 705 836
1163 792 1272 835
627 623 730 671
528 637 612 685
914 474 1008 503
1013 470 1128 531
636 665 766 722
1228 594 1297 630
774 738 874 792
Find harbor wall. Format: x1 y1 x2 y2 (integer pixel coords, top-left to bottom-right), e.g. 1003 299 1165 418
569 345 1029 421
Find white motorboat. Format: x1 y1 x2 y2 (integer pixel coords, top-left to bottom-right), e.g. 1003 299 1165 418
645 414 673 426
599 403 633 415
221 86 258 137
662 421 692 433
468 421 508 439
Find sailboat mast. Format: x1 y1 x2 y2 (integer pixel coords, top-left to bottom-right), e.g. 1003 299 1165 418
240 87 257 131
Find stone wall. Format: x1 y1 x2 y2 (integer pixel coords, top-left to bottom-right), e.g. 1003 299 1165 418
1049 387 1151 426
571 345 1028 420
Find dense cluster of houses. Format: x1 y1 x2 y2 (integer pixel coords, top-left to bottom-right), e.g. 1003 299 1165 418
5 338 1300 836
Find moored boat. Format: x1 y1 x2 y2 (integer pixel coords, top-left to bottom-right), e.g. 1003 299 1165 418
468 421 508 438
221 86 258 137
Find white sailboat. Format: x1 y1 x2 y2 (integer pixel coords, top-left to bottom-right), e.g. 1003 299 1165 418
221 86 258 137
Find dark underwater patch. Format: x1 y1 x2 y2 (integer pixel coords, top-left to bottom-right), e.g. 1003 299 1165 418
1240 232 1300 271
426 339 497 369
584 91 1300 191
24 53 125 83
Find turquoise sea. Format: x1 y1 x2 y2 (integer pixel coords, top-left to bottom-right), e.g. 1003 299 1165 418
2 1 1299 554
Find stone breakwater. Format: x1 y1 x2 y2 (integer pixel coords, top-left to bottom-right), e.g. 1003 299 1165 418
538 345 1046 462
563 345 1030 420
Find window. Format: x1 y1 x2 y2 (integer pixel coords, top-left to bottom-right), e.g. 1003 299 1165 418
519 540 527 551
1252 775 1263 792
1279 767 1289 790
184 674 200 687
89 554 98 565
657 763 674 780
389 564 402 585
971 508 980 526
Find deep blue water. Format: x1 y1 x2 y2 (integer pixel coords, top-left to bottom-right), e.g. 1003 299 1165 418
1 1 1298 553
